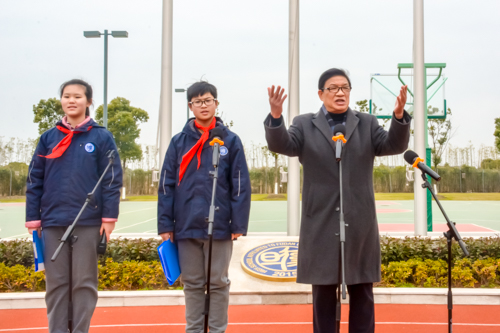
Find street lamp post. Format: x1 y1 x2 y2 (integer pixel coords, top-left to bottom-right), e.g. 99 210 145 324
175 88 189 122
84 30 128 129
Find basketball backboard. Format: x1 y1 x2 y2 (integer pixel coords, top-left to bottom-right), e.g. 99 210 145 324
370 73 447 119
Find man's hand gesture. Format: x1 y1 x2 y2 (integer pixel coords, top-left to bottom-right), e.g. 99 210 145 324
268 85 288 119
393 85 408 119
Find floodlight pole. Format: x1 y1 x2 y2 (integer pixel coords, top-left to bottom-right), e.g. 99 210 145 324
159 0 173 169
287 0 300 236
413 0 427 236
175 88 189 122
103 30 109 129
84 30 128 129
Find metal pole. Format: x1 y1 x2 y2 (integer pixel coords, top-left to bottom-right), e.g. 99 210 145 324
103 30 109 129
187 91 190 121
413 0 427 236
389 173 392 193
459 167 462 192
482 169 485 192
287 0 300 236
159 0 173 168
9 169 12 197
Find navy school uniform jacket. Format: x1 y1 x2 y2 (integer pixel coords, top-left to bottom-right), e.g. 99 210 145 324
157 118 251 240
26 119 123 228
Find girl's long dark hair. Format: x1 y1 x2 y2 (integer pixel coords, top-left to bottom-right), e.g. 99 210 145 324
59 79 93 116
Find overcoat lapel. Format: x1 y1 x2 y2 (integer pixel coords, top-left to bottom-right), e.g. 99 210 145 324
311 110 336 153
345 108 359 142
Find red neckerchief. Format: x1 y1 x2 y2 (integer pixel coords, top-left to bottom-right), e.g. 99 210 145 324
39 125 92 159
178 118 216 184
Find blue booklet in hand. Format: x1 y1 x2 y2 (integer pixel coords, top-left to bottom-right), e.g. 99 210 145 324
33 231 45 272
157 240 181 285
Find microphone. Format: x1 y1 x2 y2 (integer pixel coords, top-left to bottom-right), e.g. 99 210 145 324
209 128 224 167
332 124 346 162
404 150 441 181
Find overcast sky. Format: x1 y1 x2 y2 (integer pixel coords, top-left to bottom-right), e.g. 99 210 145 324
1 0 499 155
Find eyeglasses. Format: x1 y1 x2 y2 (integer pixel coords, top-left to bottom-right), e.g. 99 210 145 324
189 98 217 107
323 86 352 94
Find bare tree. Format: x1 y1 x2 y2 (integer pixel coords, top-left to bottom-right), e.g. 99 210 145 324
428 106 454 168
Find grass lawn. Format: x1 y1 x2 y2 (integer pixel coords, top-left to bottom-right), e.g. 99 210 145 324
0 196 26 203
3 193 499 203
124 195 159 202
125 193 500 201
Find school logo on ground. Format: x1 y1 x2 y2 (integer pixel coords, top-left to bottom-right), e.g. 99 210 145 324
241 241 298 282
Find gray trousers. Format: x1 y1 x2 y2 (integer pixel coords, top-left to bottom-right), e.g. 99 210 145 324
178 238 233 333
43 226 101 333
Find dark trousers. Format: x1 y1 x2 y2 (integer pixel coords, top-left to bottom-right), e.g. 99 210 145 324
312 283 374 333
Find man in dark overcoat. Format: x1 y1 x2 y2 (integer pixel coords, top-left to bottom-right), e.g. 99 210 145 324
264 68 411 332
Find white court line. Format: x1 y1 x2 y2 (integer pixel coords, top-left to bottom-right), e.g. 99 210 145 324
113 218 157 231
2 321 500 331
471 223 497 232
119 207 155 215
2 232 30 240
249 219 286 223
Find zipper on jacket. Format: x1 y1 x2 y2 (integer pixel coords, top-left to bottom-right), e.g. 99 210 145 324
28 161 35 185
238 170 241 197
163 170 167 195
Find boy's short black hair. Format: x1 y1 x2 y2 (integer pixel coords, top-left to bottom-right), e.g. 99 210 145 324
318 68 351 90
187 81 218 101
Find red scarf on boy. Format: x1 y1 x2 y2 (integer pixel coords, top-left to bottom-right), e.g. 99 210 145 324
178 118 216 184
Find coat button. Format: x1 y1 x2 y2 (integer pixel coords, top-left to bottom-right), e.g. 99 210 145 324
336 207 340 211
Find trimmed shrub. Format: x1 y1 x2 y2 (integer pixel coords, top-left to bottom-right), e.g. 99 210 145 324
3 236 500 268
0 260 181 292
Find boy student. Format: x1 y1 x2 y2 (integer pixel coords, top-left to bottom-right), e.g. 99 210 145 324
158 81 251 332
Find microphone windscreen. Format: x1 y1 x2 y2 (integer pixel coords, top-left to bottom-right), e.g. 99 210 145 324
404 150 419 165
209 127 224 140
334 124 346 135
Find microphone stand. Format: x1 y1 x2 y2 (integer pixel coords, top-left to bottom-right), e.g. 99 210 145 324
419 171 469 333
334 137 347 333
51 150 115 333
203 138 223 333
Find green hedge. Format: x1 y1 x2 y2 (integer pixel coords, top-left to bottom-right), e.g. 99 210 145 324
0 238 163 267
2 258 499 291
2 236 500 268
379 258 500 288
0 259 181 292
380 236 500 264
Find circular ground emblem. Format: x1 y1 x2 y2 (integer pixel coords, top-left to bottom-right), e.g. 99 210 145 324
241 241 298 282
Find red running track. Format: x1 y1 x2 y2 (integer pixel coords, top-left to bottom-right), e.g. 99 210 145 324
1 304 500 333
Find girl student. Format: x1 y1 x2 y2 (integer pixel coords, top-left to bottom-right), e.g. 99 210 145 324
26 79 122 333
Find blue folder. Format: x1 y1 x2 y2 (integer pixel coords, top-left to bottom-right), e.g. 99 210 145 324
157 240 181 285
33 231 45 272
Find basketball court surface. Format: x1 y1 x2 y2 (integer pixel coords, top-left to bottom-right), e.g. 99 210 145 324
1 200 498 239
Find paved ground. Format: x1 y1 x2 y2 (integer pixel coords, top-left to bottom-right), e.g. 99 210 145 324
1 304 499 332
1 200 499 239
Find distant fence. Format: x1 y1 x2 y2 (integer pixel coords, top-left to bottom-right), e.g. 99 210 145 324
1 165 499 198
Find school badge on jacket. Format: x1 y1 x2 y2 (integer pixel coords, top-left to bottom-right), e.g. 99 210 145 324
85 143 95 153
220 146 228 156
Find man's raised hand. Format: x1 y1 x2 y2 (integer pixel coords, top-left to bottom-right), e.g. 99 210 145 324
393 85 408 119
268 85 287 119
